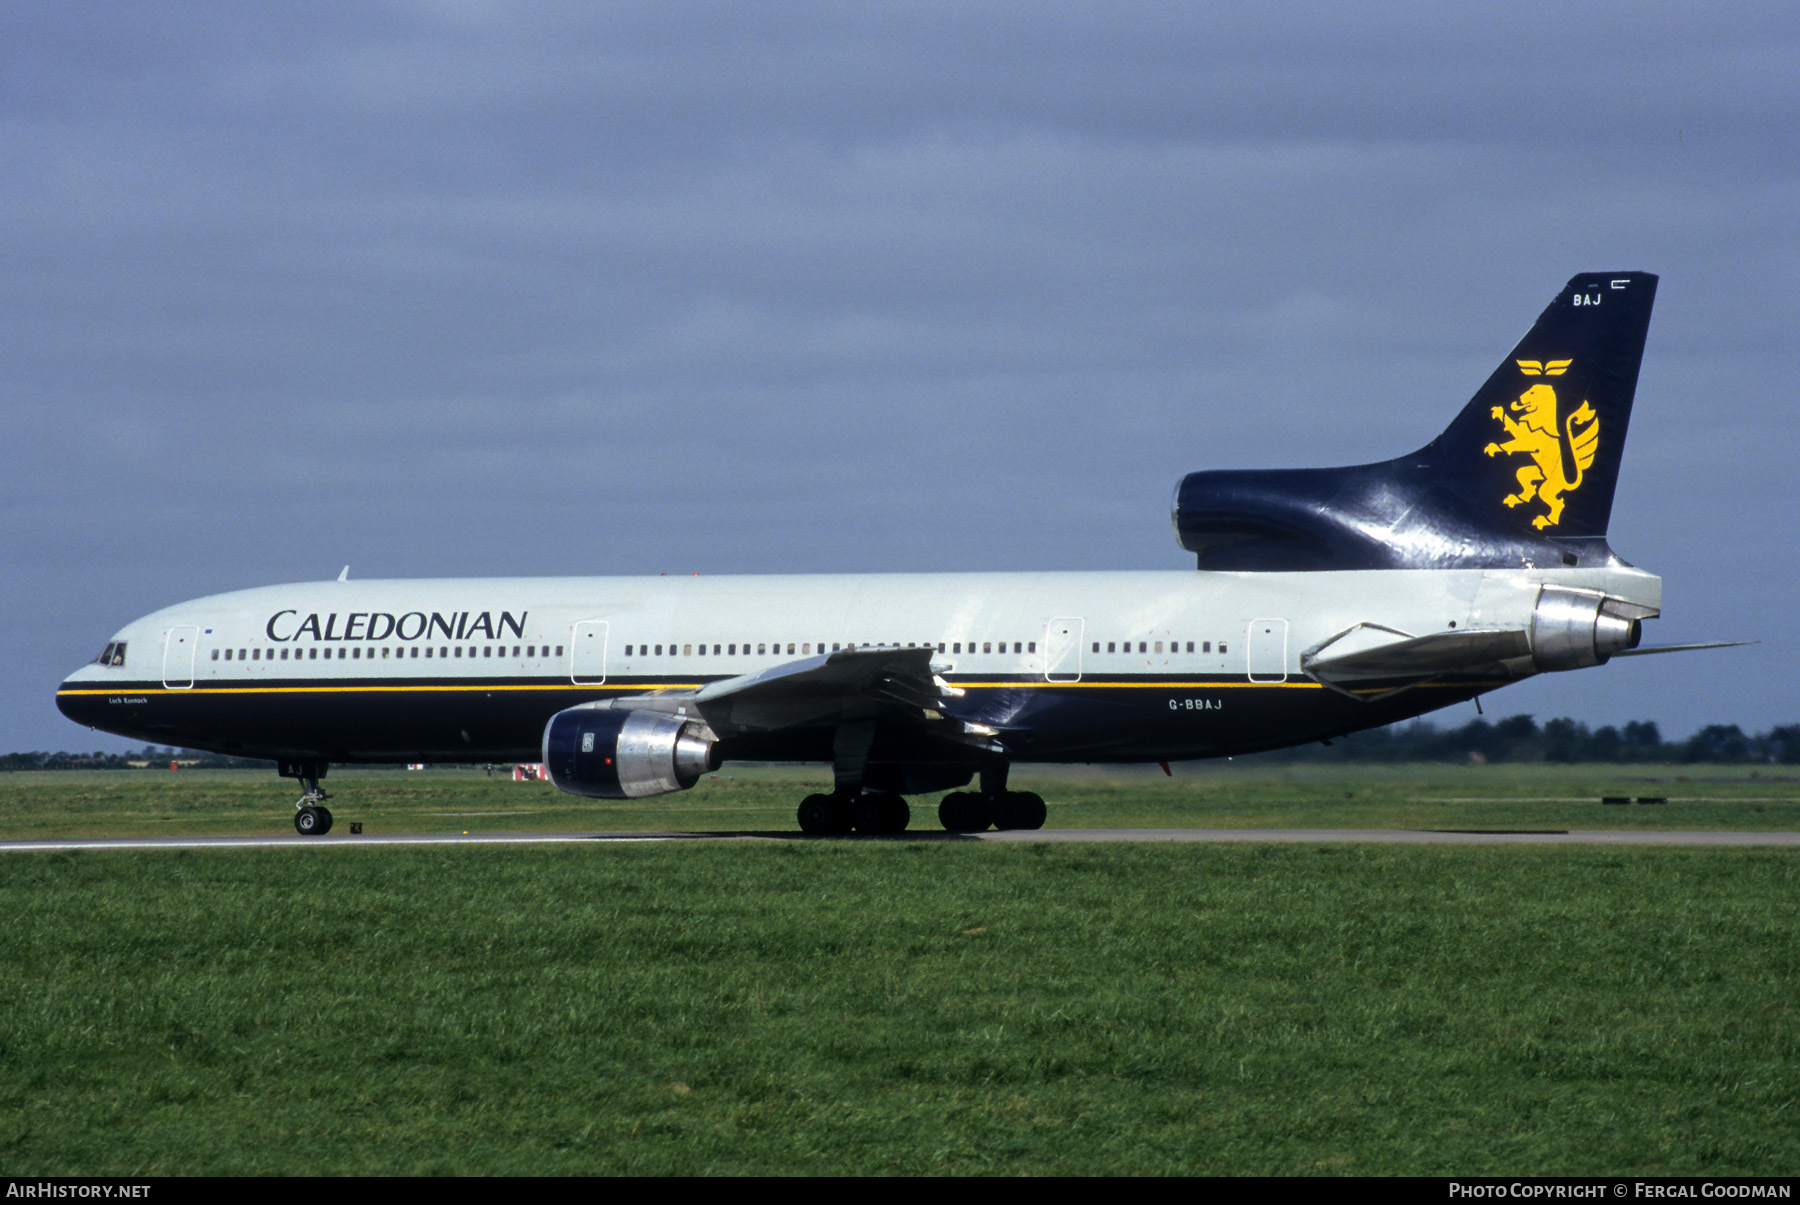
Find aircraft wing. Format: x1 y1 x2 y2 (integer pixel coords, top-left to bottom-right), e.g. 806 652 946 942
605 646 959 735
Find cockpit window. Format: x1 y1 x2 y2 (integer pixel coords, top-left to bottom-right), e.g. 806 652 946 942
94 641 127 667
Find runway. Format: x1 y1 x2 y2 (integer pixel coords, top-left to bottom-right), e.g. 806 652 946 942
4 827 1800 853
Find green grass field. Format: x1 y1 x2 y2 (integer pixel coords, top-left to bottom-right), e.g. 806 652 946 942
2 767 1797 1175
3 761 1797 839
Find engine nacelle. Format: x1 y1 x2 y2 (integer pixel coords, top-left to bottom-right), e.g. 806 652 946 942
1529 586 1643 672
541 705 718 799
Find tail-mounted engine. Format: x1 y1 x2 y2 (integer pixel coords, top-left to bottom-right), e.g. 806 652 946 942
542 705 719 799
1302 584 1654 697
1529 586 1645 671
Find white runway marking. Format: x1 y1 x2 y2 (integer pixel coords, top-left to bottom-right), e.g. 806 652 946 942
4 828 1800 853
0 833 677 852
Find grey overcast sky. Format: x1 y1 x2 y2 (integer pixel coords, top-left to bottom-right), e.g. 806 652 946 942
5 1 1795 752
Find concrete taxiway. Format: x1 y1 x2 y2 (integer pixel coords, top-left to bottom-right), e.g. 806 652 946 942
4 828 1799 853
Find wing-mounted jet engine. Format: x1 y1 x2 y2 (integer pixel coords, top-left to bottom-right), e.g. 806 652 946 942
542 704 720 798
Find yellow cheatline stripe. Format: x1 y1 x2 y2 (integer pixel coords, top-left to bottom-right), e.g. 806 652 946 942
957 679 1321 689
57 683 686 697
58 676 1499 699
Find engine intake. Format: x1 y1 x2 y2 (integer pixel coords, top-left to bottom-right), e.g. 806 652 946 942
1529 586 1643 672
542 706 718 799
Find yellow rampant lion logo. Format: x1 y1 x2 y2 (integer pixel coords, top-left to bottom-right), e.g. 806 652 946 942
1483 360 1599 529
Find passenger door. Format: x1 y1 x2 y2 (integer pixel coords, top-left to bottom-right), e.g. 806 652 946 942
1043 617 1084 682
1247 618 1288 682
162 626 198 689
570 620 609 685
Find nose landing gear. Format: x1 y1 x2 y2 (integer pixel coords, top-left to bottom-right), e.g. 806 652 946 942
280 758 334 836
295 804 334 835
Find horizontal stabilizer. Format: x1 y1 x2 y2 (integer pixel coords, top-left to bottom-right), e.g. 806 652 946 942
1610 640 1755 657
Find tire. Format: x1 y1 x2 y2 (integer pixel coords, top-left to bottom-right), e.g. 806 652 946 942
881 793 910 834
993 791 1046 831
798 793 840 835
295 806 322 836
313 806 334 835
938 791 991 832
853 792 909 835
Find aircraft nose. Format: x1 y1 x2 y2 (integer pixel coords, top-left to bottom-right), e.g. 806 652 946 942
56 680 101 727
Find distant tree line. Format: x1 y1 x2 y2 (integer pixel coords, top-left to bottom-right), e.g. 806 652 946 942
1 746 274 771
1254 717 1800 765
5 720 1800 770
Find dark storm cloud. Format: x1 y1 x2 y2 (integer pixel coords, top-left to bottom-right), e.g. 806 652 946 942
5 1 1795 748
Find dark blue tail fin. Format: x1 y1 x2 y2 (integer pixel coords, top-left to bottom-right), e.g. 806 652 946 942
1172 272 1657 570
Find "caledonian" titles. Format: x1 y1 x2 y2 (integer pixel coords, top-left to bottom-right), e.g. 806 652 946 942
264 610 528 643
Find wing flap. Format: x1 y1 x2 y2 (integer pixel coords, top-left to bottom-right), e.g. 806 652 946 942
693 646 948 733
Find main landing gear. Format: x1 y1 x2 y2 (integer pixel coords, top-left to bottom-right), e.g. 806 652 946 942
799 723 913 835
941 760 1047 832
279 759 334 836
792 754 1047 835
937 789 1046 832
797 791 910 836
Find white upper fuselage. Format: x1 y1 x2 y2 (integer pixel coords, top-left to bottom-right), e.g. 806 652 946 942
67 564 1661 691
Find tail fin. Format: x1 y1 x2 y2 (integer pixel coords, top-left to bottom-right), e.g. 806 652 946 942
1425 271 1657 539
1172 272 1658 570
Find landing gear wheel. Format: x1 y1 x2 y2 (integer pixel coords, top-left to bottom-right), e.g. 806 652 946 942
938 791 992 832
798 793 852 835
993 791 1046 831
295 805 334 836
853 792 910 835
